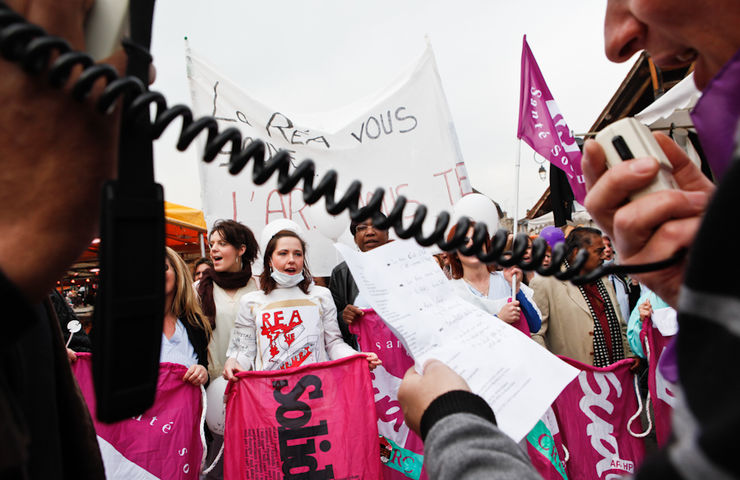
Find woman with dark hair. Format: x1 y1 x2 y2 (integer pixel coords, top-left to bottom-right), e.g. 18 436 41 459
163 247 211 385
197 219 260 380
447 224 541 335
223 229 380 378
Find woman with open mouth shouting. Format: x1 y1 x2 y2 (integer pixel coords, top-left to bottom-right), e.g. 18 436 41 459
197 220 260 381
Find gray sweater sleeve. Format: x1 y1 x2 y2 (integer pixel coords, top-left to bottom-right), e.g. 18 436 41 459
424 413 541 480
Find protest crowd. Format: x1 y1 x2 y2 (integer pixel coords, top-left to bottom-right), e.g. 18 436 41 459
2 0 740 479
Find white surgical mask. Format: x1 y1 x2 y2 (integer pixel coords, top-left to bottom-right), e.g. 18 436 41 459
271 270 304 288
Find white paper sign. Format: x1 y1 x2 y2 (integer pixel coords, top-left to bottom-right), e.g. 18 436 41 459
335 240 578 442
187 46 473 275
652 307 679 337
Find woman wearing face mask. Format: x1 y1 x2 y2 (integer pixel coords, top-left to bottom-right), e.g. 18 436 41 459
163 247 211 386
223 229 381 379
447 224 542 336
197 220 260 381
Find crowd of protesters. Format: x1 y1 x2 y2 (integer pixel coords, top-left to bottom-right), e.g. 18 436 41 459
109 213 647 477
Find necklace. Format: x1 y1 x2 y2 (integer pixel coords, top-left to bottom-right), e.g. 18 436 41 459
464 273 490 298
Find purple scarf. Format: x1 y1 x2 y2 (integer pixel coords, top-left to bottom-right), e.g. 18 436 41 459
691 47 740 180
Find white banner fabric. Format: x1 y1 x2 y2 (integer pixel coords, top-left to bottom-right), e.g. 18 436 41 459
187 46 472 275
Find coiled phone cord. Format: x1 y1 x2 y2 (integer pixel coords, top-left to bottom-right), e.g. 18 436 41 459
0 2 685 285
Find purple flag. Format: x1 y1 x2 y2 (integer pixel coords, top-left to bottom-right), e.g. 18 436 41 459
517 35 586 203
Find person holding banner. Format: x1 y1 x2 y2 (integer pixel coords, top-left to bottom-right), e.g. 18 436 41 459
531 227 632 366
163 247 211 385
197 220 260 381
627 288 671 359
447 224 541 335
329 216 391 348
196 221 258 479
223 229 380 378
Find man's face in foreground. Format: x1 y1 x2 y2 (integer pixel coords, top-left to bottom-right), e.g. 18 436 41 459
603 0 740 90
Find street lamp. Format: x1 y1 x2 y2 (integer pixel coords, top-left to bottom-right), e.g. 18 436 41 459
533 152 547 182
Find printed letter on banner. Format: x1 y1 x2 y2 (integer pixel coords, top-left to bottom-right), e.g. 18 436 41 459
350 309 426 480
71 353 204 480
640 317 676 447
551 357 645 480
223 355 380 479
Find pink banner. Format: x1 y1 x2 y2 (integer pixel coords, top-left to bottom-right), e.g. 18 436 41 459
71 353 204 479
640 318 676 446
552 357 645 479
224 355 381 479
351 309 426 480
517 35 586 203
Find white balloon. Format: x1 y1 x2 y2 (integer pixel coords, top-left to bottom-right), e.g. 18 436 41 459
67 320 82 334
452 194 500 234
306 200 350 241
205 376 228 436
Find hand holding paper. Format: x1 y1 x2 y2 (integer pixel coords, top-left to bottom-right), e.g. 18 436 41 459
398 359 472 434
335 240 577 441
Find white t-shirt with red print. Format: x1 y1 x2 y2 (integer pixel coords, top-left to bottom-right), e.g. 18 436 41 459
227 283 356 371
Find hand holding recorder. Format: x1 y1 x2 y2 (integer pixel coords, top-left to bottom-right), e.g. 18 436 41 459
582 118 715 308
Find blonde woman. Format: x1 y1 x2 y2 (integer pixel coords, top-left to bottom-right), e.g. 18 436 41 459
164 247 212 385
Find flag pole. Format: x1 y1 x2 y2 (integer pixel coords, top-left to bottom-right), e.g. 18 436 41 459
513 139 522 238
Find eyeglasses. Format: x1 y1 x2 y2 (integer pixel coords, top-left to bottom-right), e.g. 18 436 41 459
355 224 376 233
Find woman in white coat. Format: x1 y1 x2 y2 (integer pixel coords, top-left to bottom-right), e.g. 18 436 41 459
223 229 380 379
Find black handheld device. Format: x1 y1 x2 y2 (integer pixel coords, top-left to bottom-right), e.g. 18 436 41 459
89 0 163 422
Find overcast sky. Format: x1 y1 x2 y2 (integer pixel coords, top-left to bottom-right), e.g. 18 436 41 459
149 0 636 220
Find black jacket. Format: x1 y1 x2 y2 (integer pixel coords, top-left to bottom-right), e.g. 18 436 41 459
181 315 209 386
328 261 359 350
0 273 105 479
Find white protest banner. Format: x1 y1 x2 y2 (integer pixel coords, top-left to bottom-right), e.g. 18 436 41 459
335 240 578 442
187 45 472 275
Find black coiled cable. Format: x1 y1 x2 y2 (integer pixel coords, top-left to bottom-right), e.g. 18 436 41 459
0 2 685 285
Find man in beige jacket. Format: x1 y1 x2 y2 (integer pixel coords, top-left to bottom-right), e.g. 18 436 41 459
530 227 632 366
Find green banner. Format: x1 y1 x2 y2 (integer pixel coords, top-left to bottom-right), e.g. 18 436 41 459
381 436 423 479
526 420 568 479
